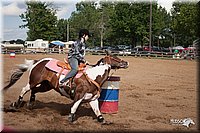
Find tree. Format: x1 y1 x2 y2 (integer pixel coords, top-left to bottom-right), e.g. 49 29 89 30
68 1 171 48
68 1 101 46
197 2 200 38
16 39 25 44
171 1 198 47
109 2 137 47
56 19 68 41
19 1 58 41
152 5 171 47
109 2 170 48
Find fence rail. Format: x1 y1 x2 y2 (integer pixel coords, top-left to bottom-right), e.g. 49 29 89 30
1 47 69 54
87 51 174 58
1 47 198 60
87 51 198 60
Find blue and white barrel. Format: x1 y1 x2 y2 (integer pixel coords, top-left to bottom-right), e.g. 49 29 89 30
99 76 120 114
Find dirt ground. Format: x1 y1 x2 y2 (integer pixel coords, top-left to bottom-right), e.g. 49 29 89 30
1 54 199 132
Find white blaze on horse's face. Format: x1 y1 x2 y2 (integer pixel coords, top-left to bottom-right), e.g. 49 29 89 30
86 64 111 80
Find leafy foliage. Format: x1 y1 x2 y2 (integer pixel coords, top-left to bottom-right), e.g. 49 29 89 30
19 1 198 48
19 1 58 41
171 1 198 47
56 19 68 41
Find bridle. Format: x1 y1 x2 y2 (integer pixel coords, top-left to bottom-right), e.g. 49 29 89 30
104 55 121 81
104 55 123 65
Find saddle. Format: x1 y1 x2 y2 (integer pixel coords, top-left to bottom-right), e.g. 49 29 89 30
56 58 87 81
45 58 100 98
57 58 86 71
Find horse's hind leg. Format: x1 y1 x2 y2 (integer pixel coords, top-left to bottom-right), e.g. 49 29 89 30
27 90 36 110
27 81 52 109
27 86 43 110
10 83 31 109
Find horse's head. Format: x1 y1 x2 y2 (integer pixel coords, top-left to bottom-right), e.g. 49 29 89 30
99 50 129 69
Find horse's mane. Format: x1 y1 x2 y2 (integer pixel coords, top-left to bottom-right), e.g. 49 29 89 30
90 58 104 67
87 64 110 72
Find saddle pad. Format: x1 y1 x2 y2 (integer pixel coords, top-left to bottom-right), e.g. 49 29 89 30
45 59 87 78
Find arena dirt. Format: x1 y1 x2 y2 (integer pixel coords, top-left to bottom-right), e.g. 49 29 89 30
2 54 198 132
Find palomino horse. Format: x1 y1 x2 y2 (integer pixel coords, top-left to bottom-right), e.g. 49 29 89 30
4 51 128 123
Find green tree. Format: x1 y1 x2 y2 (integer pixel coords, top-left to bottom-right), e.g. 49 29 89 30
68 1 115 47
56 19 68 41
109 2 170 48
109 2 137 47
171 1 198 47
68 1 101 46
19 1 58 41
94 2 115 47
16 39 25 44
152 6 171 47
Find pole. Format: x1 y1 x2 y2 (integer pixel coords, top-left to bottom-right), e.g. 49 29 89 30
100 25 103 48
100 9 104 48
149 0 152 51
67 21 69 42
173 33 175 47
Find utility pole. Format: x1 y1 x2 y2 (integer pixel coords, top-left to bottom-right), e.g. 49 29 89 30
173 32 176 47
67 20 69 42
149 0 152 51
100 8 104 48
100 24 104 48
94 0 104 48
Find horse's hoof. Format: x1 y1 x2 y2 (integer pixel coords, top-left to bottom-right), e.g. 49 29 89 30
10 102 17 107
101 120 113 125
68 113 75 122
7 102 19 112
97 115 104 123
10 101 22 108
27 102 34 110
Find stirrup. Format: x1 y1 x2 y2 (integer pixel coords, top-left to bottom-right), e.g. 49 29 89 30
59 80 69 87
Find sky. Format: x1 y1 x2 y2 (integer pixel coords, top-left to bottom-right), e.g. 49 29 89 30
1 0 177 41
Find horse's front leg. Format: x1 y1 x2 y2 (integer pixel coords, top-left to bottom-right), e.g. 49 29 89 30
89 99 105 123
69 96 84 122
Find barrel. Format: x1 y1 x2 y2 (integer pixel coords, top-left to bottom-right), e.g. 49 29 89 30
99 76 120 114
9 51 16 58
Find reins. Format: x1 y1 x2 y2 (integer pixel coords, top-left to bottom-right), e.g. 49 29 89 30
105 55 123 64
83 72 101 98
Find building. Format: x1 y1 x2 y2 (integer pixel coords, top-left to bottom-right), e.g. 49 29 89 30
24 39 49 49
1 42 24 54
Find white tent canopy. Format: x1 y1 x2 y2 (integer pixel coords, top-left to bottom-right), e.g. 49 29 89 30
173 46 184 50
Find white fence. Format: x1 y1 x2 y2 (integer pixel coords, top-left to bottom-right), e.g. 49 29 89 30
1 47 69 54
1 47 198 60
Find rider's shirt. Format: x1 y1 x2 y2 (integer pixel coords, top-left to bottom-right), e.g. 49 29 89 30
68 39 85 62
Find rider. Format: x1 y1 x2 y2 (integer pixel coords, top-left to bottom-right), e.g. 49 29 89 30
60 29 91 86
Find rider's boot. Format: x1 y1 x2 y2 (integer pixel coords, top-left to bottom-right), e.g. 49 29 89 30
59 80 69 88
69 78 76 99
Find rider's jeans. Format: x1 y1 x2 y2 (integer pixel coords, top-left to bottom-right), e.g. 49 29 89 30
60 57 78 83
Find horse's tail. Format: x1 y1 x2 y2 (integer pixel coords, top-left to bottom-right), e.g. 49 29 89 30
3 59 38 90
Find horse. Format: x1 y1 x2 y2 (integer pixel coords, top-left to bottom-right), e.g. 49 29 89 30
3 51 128 123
